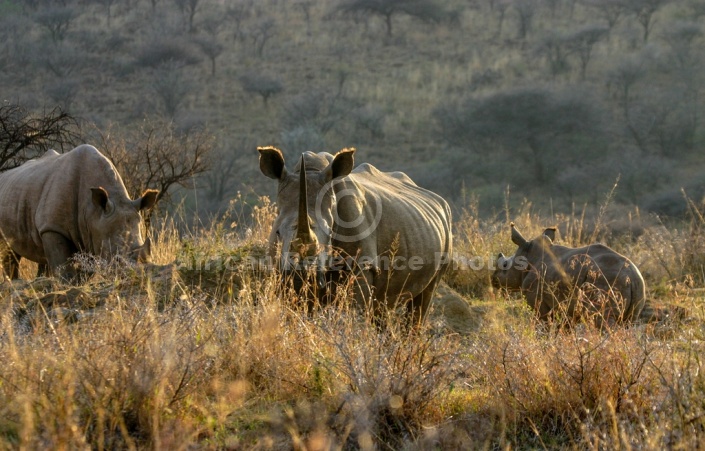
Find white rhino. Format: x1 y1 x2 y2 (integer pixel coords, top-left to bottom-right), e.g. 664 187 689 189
0 144 158 280
492 223 646 326
258 147 452 324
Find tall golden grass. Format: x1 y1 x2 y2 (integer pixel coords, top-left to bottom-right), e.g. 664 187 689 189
0 194 704 449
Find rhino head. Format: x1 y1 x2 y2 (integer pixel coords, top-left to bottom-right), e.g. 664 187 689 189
89 187 159 263
258 146 355 295
491 223 555 290
492 252 523 290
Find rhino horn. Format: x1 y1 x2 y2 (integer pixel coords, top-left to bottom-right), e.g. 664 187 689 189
510 222 527 247
131 237 152 263
297 155 312 241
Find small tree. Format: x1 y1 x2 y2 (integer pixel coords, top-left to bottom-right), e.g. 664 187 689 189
297 0 314 36
199 5 228 37
607 55 648 151
661 22 702 151
150 63 193 118
134 38 201 69
493 0 512 36
534 31 572 79
91 0 119 27
33 41 85 78
689 0 705 19
91 119 213 208
0 104 80 171
193 35 224 77
662 21 702 71
281 91 329 131
226 1 252 42
201 138 256 211
149 0 160 15
239 72 283 107
512 0 536 39
336 0 447 38
173 0 201 32
624 0 670 42
250 18 276 57
34 6 77 43
280 126 328 162
567 25 609 80
44 78 81 113
435 86 603 185
580 0 627 30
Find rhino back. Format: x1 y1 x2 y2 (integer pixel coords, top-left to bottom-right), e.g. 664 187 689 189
562 244 637 283
0 145 129 262
552 244 645 318
335 163 452 296
348 163 450 253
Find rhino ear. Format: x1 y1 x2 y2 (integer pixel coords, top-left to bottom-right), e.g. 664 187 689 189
543 227 557 243
258 146 287 180
326 148 355 180
91 187 114 214
137 189 159 211
510 222 527 247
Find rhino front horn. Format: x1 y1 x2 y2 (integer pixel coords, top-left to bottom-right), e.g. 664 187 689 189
132 237 152 263
297 156 312 241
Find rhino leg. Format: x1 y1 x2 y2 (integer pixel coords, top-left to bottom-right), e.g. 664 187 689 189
2 250 21 279
352 268 376 314
41 231 78 281
37 263 49 277
522 274 551 320
408 276 441 326
623 275 646 323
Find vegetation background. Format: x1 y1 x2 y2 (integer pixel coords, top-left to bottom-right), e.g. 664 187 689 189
2 0 705 449
2 0 705 217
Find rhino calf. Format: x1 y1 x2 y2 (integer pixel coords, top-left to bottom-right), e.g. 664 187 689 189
0 145 158 281
492 223 646 327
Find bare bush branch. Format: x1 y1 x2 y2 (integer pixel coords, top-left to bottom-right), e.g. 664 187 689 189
0 103 80 171
90 119 214 208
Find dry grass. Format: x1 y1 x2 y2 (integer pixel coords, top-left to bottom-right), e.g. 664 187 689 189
0 195 704 449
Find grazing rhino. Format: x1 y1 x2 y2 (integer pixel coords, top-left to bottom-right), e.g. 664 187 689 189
0 145 158 280
258 146 452 324
492 223 646 326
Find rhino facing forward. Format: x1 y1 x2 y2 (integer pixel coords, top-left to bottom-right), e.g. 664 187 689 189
258 147 452 324
492 224 646 326
0 145 158 280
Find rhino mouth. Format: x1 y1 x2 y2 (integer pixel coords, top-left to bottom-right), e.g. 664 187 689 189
282 264 326 298
491 277 513 290
128 237 152 263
